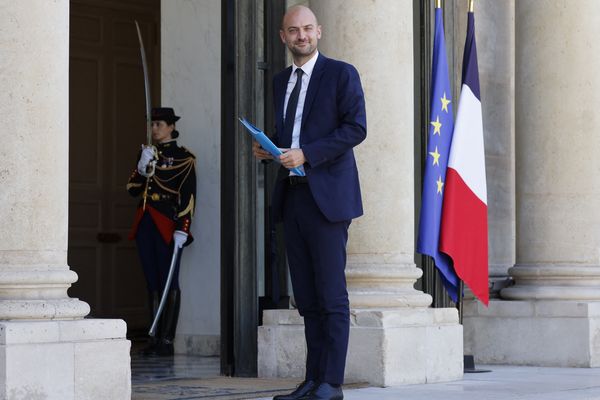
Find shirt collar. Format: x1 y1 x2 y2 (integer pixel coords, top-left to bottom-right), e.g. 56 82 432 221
292 50 319 78
158 140 176 149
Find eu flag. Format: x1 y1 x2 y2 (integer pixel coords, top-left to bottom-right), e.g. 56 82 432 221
416 5 459 302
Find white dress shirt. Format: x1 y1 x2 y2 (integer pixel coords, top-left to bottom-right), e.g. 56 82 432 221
283 50 319 176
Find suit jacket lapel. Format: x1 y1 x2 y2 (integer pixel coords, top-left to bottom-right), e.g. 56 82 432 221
301 54 327 128
274 67 292 140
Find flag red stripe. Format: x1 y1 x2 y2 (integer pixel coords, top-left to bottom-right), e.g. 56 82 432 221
440 168 489 305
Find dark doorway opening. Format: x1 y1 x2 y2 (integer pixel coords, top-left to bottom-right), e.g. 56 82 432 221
220 0 289 377
68 0 161 333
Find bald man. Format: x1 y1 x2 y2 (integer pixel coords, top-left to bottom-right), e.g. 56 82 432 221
254 5 366 400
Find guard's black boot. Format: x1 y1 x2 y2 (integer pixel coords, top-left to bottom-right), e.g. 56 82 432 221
142 290 160 355
156 289 180 356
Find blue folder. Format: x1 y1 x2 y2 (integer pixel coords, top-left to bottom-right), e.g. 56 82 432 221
239 117 305 176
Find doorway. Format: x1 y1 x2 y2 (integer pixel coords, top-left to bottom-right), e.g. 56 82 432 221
220 0 289 377
68 0 160 332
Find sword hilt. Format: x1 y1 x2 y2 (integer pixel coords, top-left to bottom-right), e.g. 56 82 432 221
141 146 157 211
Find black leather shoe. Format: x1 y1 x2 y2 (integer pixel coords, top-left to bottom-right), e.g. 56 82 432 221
304 382 343 400
273 380 318 400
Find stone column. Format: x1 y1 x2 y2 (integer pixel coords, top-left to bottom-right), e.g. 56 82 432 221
320 1 431 310
259 0 463 386
466 0 600 367
0 2 130 398
505 0 600 301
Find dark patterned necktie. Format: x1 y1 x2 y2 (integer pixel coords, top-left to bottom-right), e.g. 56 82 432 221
281 68 303 148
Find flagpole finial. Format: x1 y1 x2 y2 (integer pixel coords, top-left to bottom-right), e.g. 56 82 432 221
468 0 474 13
435 0 442 9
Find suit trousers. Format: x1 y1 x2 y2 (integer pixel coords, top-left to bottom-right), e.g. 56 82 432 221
283 182 350 385
135 212 182 292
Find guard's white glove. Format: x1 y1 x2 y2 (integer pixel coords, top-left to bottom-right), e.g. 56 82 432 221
173 230 188 249
137 145 156 177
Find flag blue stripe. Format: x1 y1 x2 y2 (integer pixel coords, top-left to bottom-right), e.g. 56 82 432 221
462 12 480 100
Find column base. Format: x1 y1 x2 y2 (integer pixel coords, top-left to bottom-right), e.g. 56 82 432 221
258 308 463 386
0 319 131 399
488 263 513 299
0 298 90 320
464 299 600 367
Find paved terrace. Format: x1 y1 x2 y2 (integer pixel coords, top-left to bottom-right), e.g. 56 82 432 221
132 355 600 400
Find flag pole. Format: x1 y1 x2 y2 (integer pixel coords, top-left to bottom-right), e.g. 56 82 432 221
435 0 442 9
460 280 490 373
458 280 464 324
468 0 474 13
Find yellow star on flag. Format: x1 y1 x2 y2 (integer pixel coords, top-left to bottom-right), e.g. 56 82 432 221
429 146 441 166
436 175 444 194
430 116 442 136
440 92 451 113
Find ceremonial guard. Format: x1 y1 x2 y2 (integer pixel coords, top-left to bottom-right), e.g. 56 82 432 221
127 107 196 356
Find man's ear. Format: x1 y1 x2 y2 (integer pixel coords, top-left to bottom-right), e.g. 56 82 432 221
279 30 286 44
316 25 322 39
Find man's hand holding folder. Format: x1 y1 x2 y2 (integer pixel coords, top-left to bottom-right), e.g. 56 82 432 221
240 117 306 176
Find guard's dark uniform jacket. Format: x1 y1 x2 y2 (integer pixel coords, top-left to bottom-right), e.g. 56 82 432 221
127 140 196 245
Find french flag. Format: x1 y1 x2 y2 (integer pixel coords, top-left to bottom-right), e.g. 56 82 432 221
440 10 489 305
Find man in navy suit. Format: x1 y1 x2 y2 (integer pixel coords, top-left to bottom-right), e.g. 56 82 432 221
253 5 366 400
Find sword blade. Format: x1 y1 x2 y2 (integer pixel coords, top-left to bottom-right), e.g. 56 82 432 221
135 20 152 146
149 245 180 337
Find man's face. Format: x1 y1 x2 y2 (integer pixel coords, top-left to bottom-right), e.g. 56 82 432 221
280 8 321 60
152 120 174 143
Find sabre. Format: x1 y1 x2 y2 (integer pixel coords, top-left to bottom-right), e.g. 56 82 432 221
135 20 152 146
135 20 156 210
149 245 180 336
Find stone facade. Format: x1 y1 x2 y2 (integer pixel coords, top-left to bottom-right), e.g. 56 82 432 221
2 0 600 396
463 0 600 368
261 0 600 383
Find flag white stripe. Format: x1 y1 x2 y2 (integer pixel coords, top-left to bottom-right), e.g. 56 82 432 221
447 83 487 204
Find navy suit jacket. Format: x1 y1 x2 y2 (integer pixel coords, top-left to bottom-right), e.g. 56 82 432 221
271 53 367 223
